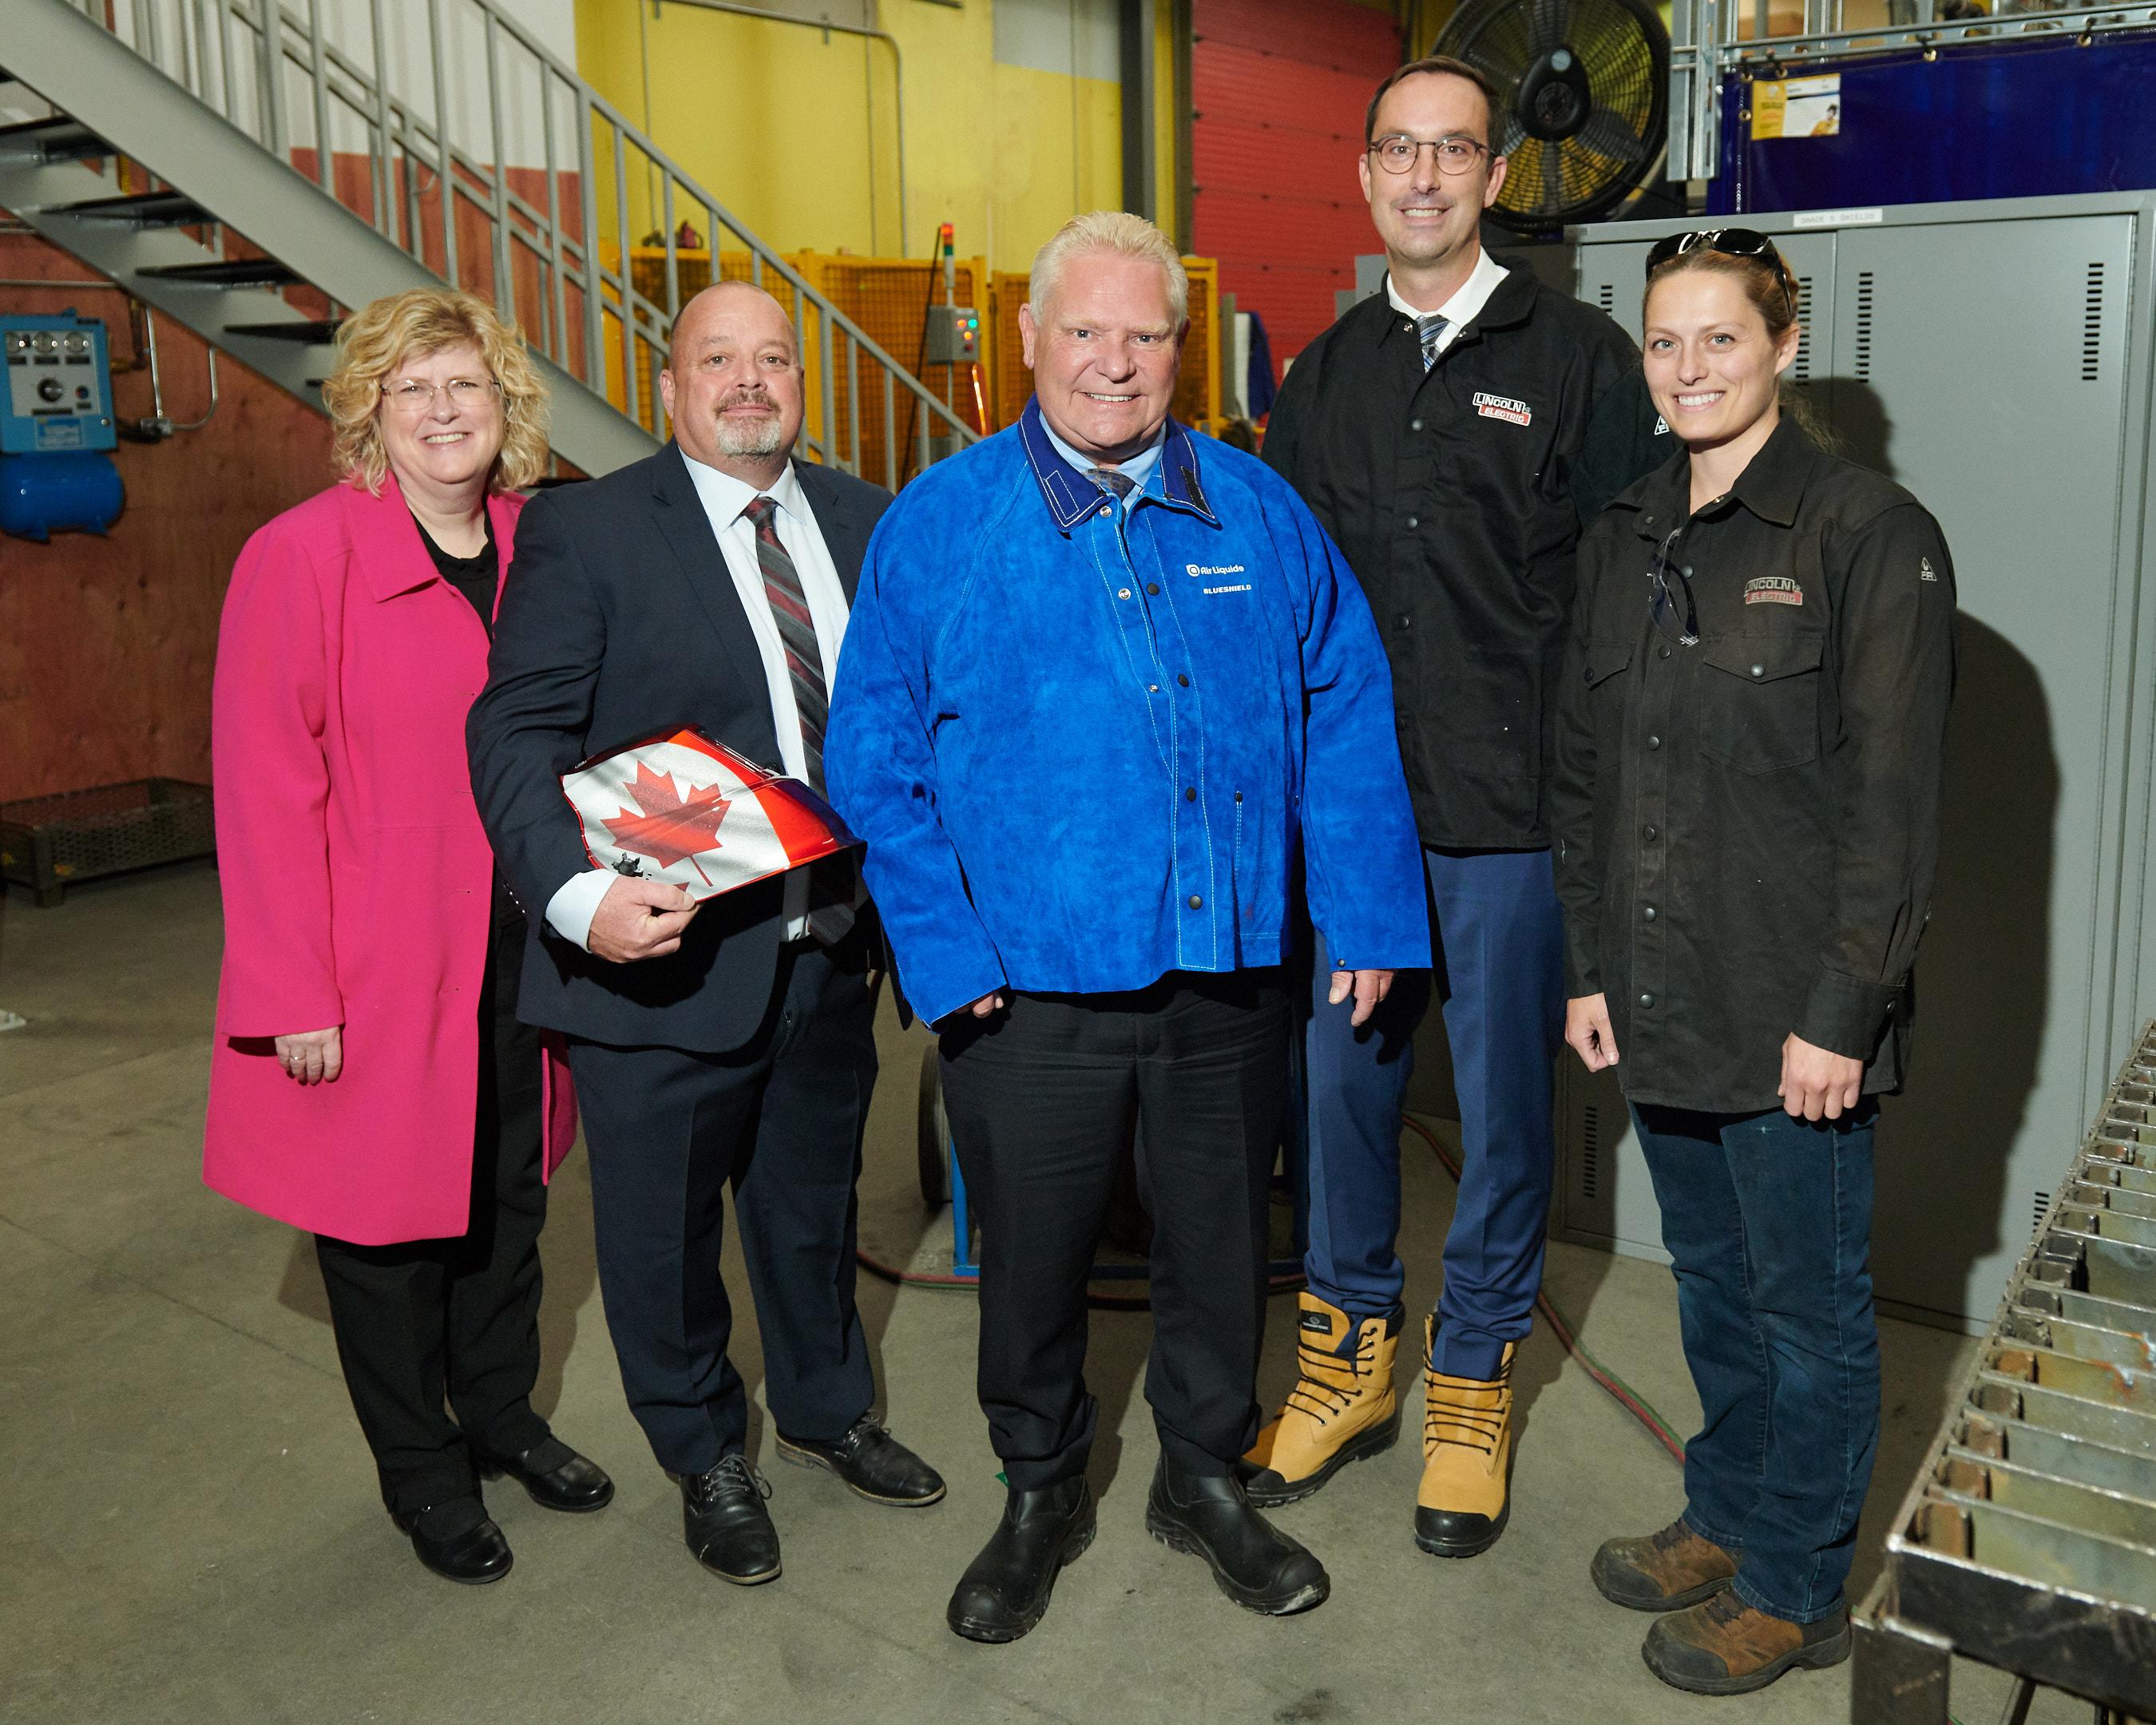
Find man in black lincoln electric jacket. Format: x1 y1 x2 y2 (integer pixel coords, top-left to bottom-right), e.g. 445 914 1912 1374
1242 54 1667 1558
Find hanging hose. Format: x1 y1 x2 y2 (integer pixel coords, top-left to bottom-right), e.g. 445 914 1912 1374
857 1112 1690 1462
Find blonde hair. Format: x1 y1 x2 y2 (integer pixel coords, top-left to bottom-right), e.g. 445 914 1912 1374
1029 211 1189 327
323 288 550 494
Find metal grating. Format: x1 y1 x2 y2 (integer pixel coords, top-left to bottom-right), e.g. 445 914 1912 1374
0 778 214 906
1856 1020 2156 1719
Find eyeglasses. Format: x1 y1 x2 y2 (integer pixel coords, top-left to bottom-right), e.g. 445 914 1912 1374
1367 133 1490 176
381 376 500 414
1648 528 1699 648
1645 228 1797 323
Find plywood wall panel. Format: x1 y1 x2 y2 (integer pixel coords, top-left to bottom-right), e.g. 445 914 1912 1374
0 226 332 805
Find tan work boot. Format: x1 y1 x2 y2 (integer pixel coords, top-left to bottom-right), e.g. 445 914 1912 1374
1591 1518 1739 1611
1240 1294 1400 1507
1643 1590 1852 1695
1413 1319 1514 1558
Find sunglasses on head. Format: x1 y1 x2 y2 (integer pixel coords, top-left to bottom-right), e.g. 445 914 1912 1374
1646 228 1797 322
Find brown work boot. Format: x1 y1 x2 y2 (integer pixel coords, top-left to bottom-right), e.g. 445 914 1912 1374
1591 1517 1739 1611
1241 1294 1400 1507
1643 1590 1853 1695
1413 1320 1513 1558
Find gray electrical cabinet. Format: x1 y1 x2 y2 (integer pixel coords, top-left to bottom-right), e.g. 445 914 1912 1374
1556 193 2156 1329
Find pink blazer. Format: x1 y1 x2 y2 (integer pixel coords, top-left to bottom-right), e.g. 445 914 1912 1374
202 474 577 1245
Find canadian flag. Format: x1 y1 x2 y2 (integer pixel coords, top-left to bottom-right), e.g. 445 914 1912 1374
560 727 860 902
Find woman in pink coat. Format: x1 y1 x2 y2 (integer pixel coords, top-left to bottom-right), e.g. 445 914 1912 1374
204 288 609 1585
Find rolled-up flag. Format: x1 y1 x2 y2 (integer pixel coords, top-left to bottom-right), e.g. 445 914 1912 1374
561 727 861 902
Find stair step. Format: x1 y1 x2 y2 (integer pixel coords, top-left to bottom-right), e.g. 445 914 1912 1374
138 257 301 288
224 319 343 345
54 189 211 227
0 116 107 163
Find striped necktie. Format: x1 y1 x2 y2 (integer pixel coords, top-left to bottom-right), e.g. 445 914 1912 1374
1417 313 1450 371
743 494 828 791
1092 466 1135 501
743 494 854 943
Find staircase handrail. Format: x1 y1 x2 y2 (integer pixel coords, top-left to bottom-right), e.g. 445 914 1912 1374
52 0 980 482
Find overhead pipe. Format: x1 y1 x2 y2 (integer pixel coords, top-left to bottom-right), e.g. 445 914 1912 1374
643 0 910 255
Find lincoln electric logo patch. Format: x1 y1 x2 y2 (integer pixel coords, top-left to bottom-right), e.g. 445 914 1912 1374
1746 576 1805 606
1472 391 1532 427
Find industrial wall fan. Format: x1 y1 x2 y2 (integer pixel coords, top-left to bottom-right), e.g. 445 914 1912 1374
1434 0 1671 233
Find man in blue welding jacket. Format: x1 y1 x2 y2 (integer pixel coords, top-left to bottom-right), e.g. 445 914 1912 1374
826 211 1429 1645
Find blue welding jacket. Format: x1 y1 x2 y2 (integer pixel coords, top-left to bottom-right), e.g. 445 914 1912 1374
825 397 1430 1027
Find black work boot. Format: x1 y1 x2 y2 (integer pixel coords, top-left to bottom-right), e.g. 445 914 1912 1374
1143 1453 1330 1616
946 1477 1096 1644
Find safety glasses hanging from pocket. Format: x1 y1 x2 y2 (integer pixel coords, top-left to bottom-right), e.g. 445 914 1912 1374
1648 528 1700 648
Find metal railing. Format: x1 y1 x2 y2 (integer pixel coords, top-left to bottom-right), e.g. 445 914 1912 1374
1668 0 2156 181
53 0 977 482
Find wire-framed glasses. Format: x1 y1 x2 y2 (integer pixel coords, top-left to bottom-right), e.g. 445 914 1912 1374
381 376 500 414
1649 529 1699 648
1367 133 1490 176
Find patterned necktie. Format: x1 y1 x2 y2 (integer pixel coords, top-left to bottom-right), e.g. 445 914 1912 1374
1092 467 1135 501
743 495 829 791
1417 313 1450 372
743 495 854 944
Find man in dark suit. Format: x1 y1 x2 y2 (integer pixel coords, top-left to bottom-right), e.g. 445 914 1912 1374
468 281 944 1588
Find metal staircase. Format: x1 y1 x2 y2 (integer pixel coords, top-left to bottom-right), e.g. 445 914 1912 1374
0 0 976 482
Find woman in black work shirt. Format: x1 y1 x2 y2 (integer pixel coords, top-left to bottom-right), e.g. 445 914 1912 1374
1548 233 1955 1698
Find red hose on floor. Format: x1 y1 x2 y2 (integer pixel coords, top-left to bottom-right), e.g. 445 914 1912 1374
857 1117 1688 1463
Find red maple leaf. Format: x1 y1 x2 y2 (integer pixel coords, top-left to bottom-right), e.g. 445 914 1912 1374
601 762 731 887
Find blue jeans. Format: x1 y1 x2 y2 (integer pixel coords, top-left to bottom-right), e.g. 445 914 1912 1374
1631 1102 1882 1624
1297 847 1565 1379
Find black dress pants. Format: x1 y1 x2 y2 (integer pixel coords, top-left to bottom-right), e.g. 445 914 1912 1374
938 971 1290 1491
315 894 553 1517
565 942 879 1476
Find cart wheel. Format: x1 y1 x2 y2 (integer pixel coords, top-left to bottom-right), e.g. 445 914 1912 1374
917 1042 950 1208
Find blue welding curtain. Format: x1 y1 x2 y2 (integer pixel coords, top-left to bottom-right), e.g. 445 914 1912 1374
1707 32 2156 216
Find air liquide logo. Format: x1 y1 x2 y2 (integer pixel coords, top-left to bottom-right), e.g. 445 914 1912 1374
1187 561 1250 595
1472 391 1532 427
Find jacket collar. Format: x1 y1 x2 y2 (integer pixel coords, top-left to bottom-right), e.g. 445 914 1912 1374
1630 415 1817 540
346 468 518 603
1019 396 1219 533
1373 258 1539 350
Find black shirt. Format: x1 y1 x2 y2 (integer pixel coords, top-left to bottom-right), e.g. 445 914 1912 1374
414 510 499 636
1549 419 1957 1113
413 509 526 942
1262 264 1668 848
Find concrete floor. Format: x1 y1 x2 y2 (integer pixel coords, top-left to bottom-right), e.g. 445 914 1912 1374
0 862 2068 1723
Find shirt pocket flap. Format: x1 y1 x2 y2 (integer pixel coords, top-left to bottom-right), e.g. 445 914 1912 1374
1581 638 1635 688
1699 630 1825 685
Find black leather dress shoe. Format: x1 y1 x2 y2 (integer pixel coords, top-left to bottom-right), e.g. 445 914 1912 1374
680 1454 782 1585
393 1497 513 1585
947 1477 1095 1644
477 1438 615 1513
1143 1456 1329 1616
775 1414 946 1506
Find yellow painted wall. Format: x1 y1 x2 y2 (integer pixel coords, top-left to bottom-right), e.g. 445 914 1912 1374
575 0 1147 276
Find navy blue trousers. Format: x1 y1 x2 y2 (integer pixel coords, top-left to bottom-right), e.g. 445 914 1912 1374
1297 847 1564 1379
1633 1102 1881 1625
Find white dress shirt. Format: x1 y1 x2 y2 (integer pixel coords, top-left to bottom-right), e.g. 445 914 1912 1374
1040 418 1168 514
1385 248 1511 358
544 453 853 949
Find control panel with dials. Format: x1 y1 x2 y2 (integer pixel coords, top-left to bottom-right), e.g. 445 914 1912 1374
2 312 118 454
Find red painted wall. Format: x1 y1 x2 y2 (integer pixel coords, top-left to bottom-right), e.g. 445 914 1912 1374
1191 0 1401 380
